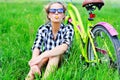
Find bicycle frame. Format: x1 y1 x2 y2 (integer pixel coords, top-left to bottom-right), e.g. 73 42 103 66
65 3 119 63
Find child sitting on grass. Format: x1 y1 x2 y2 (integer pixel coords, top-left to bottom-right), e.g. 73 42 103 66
26 1 74 80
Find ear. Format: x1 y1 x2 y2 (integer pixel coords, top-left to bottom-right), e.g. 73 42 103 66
47 15 50 20
48 14 51 19
47 14 51 20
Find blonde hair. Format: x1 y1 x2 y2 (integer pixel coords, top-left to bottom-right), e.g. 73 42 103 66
45 2 66 20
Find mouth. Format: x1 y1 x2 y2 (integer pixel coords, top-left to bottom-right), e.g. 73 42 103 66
55 15 59 19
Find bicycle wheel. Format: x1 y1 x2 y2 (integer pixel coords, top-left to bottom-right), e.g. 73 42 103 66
87 25 120 71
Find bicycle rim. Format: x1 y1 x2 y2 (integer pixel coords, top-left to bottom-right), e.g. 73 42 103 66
87 25 120 69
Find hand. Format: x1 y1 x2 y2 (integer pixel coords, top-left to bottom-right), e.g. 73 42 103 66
30 65 41 75
29 56 42 67
29 50 48 66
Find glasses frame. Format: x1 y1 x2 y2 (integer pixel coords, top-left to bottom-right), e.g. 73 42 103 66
49 8 65 14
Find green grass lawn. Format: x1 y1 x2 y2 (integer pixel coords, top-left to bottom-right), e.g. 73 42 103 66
0 1 120 80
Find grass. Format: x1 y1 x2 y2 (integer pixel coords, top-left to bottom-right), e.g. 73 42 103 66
0 1 120 80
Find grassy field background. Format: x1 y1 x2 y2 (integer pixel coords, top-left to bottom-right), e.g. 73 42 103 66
0 0 120 80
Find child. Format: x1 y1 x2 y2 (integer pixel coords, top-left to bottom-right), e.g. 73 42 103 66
26 2 74 80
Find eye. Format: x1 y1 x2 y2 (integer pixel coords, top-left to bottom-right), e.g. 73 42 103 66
49 9 56 13
57 8 64 13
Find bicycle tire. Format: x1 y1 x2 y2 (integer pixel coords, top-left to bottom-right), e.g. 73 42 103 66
87 25 120 72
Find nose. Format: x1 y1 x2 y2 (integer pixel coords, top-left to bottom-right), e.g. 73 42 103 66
55 11 58 14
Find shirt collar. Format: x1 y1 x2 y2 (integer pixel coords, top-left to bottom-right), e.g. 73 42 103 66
45 22 65 32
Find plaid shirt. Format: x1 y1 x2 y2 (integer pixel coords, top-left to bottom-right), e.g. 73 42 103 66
32 22 74 53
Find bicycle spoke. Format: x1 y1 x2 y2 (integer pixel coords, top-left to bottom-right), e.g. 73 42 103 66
87 25 119 68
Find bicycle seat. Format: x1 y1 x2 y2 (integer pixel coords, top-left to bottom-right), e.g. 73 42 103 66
82 0 104 10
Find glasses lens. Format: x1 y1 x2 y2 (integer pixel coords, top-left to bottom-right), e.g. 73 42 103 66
57 8 64 13
49 9 56 13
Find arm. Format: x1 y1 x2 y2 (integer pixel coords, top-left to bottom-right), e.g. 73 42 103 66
29 43 68 66
42 43 68 58
29 48 41 74
29 48 40 67
31 48 40 59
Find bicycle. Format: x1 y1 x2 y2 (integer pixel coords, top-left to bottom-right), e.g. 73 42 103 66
64 0 120 73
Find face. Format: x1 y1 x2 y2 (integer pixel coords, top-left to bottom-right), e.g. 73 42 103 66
48 3 65 23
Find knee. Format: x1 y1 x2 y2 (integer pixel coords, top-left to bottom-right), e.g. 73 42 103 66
48 56 61 65
49 56 60 61
42 58 49 63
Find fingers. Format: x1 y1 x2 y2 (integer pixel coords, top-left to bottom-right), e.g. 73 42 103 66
28 59 36 67
29 60 36 67
29 58 42 67
31 65 41 76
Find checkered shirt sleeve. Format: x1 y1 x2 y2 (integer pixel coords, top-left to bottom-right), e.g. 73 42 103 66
32 25 44 52
62 24 74 47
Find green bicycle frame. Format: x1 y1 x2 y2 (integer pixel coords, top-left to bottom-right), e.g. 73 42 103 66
65 3 99 63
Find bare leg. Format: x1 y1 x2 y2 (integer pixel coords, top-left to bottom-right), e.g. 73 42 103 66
25 69 34 80
25 58 49 80
43 56 61 79
38 58 49 70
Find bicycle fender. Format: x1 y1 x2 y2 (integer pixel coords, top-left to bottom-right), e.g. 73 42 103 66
94 22 118 36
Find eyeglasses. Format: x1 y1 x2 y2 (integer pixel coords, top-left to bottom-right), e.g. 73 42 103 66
49 8 64 13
